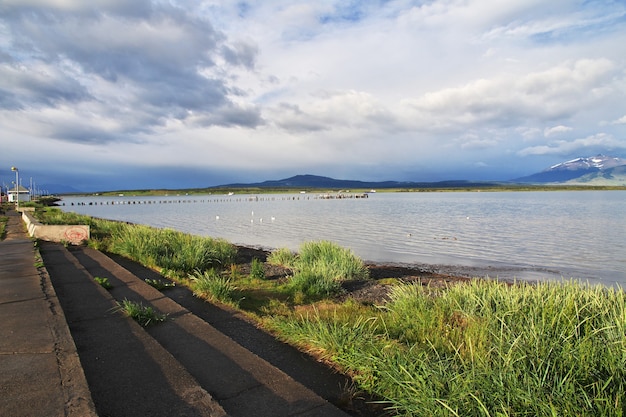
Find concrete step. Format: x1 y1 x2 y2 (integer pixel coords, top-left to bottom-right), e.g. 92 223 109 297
39 242 227 417
40 242 352 417
109 253 357 407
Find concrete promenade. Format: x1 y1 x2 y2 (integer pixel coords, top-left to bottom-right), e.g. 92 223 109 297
0 210 96 417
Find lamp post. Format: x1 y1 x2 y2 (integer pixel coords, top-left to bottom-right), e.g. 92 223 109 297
11 166 19 210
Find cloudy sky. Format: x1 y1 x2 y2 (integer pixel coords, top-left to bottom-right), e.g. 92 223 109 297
1 0 625 192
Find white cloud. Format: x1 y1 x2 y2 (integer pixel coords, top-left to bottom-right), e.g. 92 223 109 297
518 133 626 156
544 125 573 137
398 59 617 132
1 0 626 189
269 90 395 133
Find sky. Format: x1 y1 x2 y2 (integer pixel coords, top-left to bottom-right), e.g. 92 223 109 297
1 0 626 192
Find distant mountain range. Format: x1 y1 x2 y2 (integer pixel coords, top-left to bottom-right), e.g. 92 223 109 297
39 184 83 194
42 154 626 194
512 154 626 185
218 154 626 189
219 175 502 190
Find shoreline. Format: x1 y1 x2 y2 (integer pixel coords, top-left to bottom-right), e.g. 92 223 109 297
233 242 621 292
234 243 553 284
55 206 622 287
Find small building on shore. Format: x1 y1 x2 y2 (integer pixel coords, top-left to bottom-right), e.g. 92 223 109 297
8 185 31 203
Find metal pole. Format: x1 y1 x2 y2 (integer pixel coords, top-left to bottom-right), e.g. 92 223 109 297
11 166 19 210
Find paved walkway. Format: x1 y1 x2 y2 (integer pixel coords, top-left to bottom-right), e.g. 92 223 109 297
0 210 96 417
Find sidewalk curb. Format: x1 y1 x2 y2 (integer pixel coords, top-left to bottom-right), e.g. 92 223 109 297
38 257 98 417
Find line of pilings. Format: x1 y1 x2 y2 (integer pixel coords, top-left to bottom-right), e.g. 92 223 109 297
63 193 369 206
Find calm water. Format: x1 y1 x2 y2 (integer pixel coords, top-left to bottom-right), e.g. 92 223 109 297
58 191 626 286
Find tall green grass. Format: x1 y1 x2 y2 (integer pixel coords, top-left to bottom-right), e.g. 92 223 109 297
36 208 236 275
269 241 369 281
267 247 297 268
249 257 266 280
108 225 235 274
296 240 369 282
289 270 343 302
190 269 241 307
269 280 626 416
269 241 369 301
34 207 94 225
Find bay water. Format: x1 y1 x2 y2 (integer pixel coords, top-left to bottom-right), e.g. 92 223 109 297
58 190 625 287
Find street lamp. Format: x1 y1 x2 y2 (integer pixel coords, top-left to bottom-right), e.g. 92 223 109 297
11 166 19 210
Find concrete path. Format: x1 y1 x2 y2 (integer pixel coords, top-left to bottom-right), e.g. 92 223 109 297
0 210 96 417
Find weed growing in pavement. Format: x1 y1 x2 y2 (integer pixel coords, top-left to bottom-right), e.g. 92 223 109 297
94 276 113 290
115 299 167 327
145 278 175 290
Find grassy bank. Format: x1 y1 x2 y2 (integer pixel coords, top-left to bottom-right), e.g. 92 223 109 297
267 281 625 416
37 207 626 416
35 208 236 274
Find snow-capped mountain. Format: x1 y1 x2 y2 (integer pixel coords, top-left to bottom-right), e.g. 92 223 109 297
514 154 626 184
548 155 626 171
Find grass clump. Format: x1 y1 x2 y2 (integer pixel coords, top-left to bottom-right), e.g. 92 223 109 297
267 247 297 268
145 278 175 290
296 241 369 282
190 269 241 307
94 276 113 290
249 258 266 280
115 299 167 327
269 241 369 302
267 280 626 416
289 270 342 303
